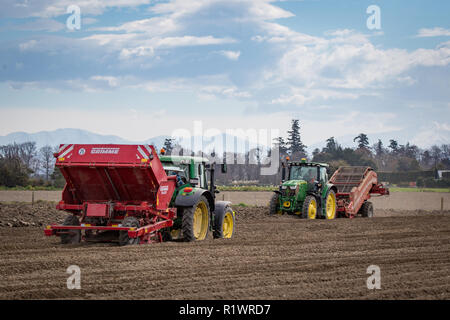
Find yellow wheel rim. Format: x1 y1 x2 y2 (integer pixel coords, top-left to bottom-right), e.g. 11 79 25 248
326 192 336 219
222 212 234 238
193 201 208 240
308 198 317 219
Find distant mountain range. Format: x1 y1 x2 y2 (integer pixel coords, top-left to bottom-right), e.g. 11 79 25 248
0 128 169 151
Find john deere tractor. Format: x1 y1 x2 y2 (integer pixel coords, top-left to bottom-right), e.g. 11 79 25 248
160 153 235 241
269 158 338 219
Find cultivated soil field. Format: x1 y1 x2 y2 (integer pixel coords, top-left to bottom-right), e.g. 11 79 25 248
0 200 449 300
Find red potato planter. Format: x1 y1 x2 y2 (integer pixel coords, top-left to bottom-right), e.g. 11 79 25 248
44 144 178 245
329 166 389 218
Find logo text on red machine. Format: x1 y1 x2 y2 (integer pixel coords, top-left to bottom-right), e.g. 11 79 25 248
91 147 120 155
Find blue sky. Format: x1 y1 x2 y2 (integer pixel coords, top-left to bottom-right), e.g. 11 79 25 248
0 0 449 150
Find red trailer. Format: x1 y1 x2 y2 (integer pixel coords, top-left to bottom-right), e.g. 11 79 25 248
329 166 389 218
44 144 177 245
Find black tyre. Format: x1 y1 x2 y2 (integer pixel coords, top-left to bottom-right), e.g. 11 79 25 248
119 216 140 246
60 214 81 244
213 206 235 239
360 201 374 218
182 195 210 242
302 195 318 219
269 193 282 215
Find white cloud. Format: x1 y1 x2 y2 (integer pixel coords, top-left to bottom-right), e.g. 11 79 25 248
94 17 179 35
219 50 241 60
116 36 236 59
264 28 450 90
90 76 119 88
416 27 450 38
271 88 360 105
150 0 294 21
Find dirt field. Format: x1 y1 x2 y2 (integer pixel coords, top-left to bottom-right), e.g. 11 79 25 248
0 202 449 300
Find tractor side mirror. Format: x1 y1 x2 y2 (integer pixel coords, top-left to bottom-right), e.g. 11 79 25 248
221 163 227 174
281 166 286 182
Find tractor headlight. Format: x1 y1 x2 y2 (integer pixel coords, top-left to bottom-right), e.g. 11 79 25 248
281 186 287 190
288 186 297 196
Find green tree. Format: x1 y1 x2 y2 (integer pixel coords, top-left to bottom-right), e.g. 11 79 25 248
0 144 30 187
324 137 341 155
353 133 369 149
287 119 306 157
388 139 399 154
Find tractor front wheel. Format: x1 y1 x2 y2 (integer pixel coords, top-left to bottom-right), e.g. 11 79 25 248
269 193 282 215
302 196 318 219
213 206 235 239
325 189 337 220
119 217 140 246
61 215 81 244
182 196 210 242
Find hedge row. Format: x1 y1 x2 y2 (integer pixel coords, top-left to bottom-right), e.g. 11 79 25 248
377 170 435 183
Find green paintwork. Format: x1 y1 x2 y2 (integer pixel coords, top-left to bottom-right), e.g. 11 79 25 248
160 155 211 229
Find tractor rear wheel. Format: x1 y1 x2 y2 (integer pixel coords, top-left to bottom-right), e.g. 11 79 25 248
325 189 337 220
60 214 81 244
269 193 282 215
182 195 210 242
302 196 318 219
360 201 374 218
213 206 235 239
119 217 140 246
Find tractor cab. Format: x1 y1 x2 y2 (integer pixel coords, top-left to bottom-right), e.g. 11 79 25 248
160 155 209 189
282 158 329 188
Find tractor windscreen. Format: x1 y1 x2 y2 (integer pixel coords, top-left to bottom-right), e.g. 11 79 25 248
289 166 317 183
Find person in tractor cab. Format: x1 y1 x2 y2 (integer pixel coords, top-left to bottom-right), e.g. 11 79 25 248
165 168 187 187
306 169 316 183
175 172 185 187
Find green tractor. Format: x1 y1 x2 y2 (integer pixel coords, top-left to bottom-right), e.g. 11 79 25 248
269 158 338 219
159 153 235 241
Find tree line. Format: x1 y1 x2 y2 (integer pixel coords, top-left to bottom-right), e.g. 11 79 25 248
0 142 64 188
164 119 450 186
1 121 449 188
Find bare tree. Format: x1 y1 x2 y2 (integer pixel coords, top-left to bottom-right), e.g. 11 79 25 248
20 142 37 171
40 145 54 181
